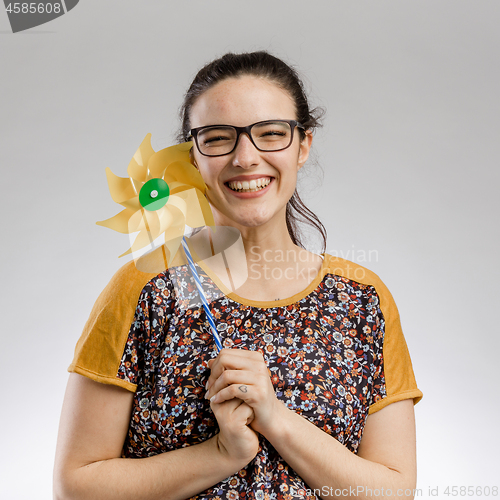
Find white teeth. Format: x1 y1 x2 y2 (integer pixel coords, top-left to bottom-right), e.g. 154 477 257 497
227 177 271 192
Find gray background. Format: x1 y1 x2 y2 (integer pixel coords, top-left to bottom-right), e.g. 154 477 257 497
1 1 499 498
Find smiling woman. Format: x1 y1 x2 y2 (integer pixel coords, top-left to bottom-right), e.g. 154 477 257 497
54 51 423 500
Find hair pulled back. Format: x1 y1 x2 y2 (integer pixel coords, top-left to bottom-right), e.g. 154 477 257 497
177 51 327 253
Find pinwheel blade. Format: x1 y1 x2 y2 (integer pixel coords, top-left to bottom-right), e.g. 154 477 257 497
119 228 156 257
135 134 156 165
120 196 142 212
163 235 184 268
169 189 214 228
128 134 156 181
128 209 151 233
163 161 207 193
162 217 187 242
156 206 177 234
127 158 148 184
161 181 191 193
104 168 137 204
148 142 193 179
96 208 137 234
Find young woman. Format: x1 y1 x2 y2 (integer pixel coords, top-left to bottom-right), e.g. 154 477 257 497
54 52 422 500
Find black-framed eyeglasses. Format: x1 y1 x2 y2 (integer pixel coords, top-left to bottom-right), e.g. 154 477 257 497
189 119 305 157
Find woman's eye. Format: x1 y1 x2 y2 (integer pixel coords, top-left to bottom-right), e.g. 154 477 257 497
260 130 286 138
262 130 285 137
204 135 230 145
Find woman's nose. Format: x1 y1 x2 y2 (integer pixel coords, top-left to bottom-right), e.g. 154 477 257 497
231 133 260 168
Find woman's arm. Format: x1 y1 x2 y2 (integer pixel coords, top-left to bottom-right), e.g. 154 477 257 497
265 399 417 499
206 350 417 500
53 373 258 500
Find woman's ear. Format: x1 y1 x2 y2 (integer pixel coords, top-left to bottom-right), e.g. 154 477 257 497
189 148 199 170
297 130 313 171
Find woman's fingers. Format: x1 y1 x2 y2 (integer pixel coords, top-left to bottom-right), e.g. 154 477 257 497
206 349 267 390
211 396 243 412
205 369 256 402
209 382 261 405
211 397 255 424
207 348 265 375
234 399 255 425
210 399 256 431
210 399 258 462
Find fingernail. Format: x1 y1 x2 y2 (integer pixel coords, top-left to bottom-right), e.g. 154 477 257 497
205 392 210 400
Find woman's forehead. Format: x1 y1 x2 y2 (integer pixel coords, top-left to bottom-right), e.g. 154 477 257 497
189 75 296 127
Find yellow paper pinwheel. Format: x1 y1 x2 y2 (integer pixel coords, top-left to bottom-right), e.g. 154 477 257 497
97 134 214 269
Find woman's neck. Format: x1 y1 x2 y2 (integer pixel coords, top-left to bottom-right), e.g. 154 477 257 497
213 205 298 257
187 209 324 301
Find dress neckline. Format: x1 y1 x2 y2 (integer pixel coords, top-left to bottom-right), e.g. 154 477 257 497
194 253 331 309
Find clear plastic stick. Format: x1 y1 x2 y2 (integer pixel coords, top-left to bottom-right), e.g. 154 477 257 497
181 236 223 352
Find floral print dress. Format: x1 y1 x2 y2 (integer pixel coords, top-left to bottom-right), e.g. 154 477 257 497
69 254 422 500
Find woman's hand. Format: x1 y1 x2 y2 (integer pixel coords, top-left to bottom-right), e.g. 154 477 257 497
210 397 259 465
205 349 284 438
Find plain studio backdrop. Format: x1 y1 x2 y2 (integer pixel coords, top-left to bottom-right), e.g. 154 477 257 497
1 1 499 498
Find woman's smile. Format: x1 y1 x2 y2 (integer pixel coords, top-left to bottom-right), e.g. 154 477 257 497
225 175 274 196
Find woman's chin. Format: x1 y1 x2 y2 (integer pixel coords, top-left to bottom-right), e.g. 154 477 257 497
215 208 277 230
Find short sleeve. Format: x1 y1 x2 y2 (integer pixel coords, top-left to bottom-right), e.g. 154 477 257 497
68 261 157 392
368 277 423 414
325 255 422 415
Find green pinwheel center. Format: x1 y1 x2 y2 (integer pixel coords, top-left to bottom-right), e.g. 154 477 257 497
139 178 170 211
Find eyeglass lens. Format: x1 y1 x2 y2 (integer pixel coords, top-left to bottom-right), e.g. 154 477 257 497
197 121 293 156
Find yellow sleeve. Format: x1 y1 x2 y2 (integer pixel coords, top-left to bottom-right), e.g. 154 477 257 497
68 261 157 392
366 275 423 414
326 255 423 414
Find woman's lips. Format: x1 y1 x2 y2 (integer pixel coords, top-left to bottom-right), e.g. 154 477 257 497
224 177 274 198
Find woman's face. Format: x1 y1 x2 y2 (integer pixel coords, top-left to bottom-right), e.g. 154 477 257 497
189 75 312 233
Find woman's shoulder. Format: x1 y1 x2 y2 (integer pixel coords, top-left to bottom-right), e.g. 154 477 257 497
106 259 159 290
323 253 381 284
101 247 191 302
322 253 398 312
93 260 163 314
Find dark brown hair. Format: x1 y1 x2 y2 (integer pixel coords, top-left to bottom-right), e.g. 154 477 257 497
177 51 327 253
